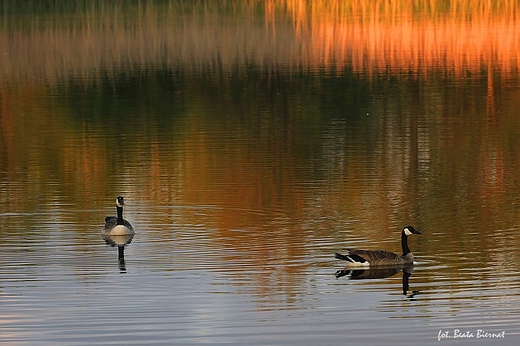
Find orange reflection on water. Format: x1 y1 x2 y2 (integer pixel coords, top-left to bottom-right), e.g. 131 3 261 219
0 1 519 83
282 0 520 76
1 1 520 284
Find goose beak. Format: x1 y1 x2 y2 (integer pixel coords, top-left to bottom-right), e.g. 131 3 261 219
414 229 422 235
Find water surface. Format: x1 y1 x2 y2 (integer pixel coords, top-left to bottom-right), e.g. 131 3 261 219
1 1 520 345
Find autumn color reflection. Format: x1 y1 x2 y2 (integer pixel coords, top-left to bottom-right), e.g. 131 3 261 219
280 0 520 75
0 1 519 83
1 1 520 299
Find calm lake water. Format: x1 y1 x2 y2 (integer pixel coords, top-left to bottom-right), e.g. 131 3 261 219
1 1 520 345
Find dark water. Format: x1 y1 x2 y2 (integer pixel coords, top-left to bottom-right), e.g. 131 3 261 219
1 1 520 345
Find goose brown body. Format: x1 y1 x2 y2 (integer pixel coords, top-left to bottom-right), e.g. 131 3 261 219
335 226 421 267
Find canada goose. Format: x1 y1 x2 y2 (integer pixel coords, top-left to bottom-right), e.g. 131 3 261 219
335 226 421 266
102 196 135 236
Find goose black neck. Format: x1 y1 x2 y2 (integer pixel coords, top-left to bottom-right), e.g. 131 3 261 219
116 205 124 225
401 231 411 256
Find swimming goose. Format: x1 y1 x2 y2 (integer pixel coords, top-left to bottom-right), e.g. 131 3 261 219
102 196 135 236
335 226 421 266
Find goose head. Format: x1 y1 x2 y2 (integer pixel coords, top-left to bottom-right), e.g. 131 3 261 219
403 226 422 236
116 196 125 207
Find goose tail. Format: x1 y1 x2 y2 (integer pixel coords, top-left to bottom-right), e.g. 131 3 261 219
335 252 353 262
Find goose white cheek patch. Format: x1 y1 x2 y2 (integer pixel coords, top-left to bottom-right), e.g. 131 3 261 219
404 228 412 236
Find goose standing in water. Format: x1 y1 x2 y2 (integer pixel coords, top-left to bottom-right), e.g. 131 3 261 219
335 226 421 266
102 196 135 236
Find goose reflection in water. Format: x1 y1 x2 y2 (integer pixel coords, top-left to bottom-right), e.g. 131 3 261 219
102 233 134 273
335 264 420 298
